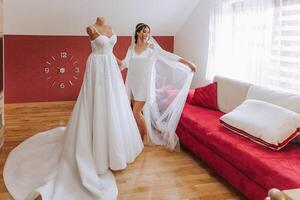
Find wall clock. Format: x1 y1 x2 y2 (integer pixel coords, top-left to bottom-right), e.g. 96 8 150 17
43 51 80 89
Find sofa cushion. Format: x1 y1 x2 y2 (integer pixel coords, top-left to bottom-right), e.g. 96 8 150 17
209 127 300 192
178 103 300 192
213 76 252 113
247 85 300 114
220 99 300 150
247 85 300 145
179 103 224 141
176 125 267 200
191 82 218 110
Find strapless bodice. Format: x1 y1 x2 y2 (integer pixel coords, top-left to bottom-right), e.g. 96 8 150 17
90 34 117 55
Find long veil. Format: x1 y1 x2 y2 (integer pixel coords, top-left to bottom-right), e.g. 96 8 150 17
128 36 194 150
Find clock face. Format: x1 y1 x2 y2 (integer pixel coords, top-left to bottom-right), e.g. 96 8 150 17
43 51 80 89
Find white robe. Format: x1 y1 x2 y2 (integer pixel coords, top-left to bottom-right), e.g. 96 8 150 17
122 41 193 150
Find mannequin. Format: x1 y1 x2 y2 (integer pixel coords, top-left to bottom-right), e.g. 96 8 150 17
86 17 112 39
3 16 144 200
87 17 122 66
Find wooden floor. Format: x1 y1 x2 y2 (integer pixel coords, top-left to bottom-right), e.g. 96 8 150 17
0 101 246 200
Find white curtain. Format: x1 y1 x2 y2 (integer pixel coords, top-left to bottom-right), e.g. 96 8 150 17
207 0 300 95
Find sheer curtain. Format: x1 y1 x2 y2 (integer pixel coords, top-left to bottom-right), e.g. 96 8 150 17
207 0 300 94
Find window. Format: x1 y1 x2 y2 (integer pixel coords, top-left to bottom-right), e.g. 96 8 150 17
207 0 300 94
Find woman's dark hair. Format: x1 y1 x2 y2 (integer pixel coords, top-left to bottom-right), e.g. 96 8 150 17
134 23 150 44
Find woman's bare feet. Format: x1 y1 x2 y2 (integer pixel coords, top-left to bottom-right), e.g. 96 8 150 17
143 135 151 146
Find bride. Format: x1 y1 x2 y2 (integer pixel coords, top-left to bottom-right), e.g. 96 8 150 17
3 17 143 200
121 23 195 150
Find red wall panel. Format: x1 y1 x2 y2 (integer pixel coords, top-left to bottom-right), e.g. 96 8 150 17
4 35 173 103
0 37 3 91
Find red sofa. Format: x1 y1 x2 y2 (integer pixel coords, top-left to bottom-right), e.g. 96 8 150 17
176 77 300 200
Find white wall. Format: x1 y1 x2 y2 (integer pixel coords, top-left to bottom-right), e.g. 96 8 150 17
0 0 2 33
4 0 199 35
174 0 211 88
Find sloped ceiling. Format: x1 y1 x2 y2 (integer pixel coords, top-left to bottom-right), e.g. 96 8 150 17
4 0 200 35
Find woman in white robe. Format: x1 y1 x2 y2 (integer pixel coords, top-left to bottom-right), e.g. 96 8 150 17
121 23 196 150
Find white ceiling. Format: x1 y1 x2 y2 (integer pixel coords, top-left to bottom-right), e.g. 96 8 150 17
4 0 200 35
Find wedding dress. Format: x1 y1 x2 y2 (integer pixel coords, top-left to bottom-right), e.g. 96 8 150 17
3 28 144 200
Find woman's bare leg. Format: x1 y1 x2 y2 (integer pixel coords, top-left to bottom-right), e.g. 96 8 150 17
132 100 148 143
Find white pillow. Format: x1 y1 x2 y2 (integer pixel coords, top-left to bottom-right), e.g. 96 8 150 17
220 99 300 150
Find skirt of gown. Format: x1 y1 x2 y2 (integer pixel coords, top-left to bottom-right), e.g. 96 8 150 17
3 53 144 200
